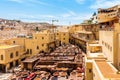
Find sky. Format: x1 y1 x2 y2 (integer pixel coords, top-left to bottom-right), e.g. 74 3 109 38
0 0 120 25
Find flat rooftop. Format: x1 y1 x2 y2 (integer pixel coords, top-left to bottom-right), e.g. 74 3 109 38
22 57 39 63
76 31 92 34
95 60 120 79
89 43 101 46
87 50 107 60
0 45 20 49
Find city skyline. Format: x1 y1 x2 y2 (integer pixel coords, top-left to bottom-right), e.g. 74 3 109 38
0 0 120 25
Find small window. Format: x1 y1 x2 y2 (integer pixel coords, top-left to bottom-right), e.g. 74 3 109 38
30 49 32 54
42 44 44 47
63 38 65 40
13 41 15 44
110 47 112 51
37 46 39 50
57 33 59 35
35 37 37 39
10 53 13 58
119 63 120 66
1 55 3 60
16 51 19 56
63 33 65 35
27 49 29 54
42 37 44 40
89 69 92 73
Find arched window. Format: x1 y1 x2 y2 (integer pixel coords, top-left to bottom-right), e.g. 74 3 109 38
10 53 13 58
42 37 44 40
37 46 39 50
16 51 19 56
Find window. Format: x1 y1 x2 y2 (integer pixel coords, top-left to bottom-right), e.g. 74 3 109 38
42 44 44 47
35 37 37 39
119 63 120 66
30 49 32 54
63 33 65 36
42 37 44 40
27 49 29 54
10 53 13 58
37 46 39 50
105 43 107 47
89 69 92 73
1 55 3 60
96 17 97 19
106 44 109 49
63 38 65 40
102 41 104 44
110 47 112 51
13 41 15 44
16 51 19 56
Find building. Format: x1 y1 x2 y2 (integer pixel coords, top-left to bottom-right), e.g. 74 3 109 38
25 29 56 56
0 44 25 72
85 41 120 80
98 5 120 23
70 28 95 52
56 27 69 45
98 5 120 69
93 60 120 80
0 26 70 72
85 5 120 80
68 24 83 34
85 41 106 80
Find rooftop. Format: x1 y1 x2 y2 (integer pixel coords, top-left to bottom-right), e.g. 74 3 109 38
57 27 68 32
0 45 20 49
76 31 92 34
95 60 120 79
87 52 106 59
22 57 39 63
89 43 101 47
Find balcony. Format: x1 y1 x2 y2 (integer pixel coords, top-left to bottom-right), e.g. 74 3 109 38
100 24 114 31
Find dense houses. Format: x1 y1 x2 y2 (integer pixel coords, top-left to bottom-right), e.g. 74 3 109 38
0 4 120 80
0 18 52 39
0 26 70 72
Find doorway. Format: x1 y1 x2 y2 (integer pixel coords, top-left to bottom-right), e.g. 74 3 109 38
10 62 13 69
15 60 19 66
